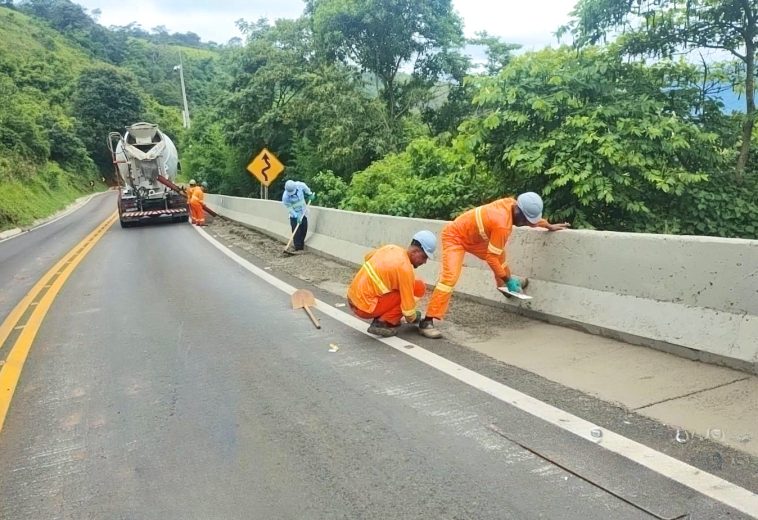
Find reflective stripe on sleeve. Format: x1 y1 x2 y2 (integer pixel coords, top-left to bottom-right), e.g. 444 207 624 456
488 243 503 255
362 261 390 294
475 207 488 241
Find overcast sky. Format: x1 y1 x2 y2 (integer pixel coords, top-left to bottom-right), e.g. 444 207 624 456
74 0 577 50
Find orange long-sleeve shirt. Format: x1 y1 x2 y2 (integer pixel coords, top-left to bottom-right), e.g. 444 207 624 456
191 188 204 204
347 245 418 320
448 198 549 281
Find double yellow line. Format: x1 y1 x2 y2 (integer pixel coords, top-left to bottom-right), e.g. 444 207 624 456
0 212 117 431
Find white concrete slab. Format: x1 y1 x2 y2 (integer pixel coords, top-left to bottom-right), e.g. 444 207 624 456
464 323 745 410
639 378 758 457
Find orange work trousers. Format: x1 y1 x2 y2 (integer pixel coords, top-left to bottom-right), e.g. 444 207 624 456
190 200 205 225
425 226 504 320
349 279 425 326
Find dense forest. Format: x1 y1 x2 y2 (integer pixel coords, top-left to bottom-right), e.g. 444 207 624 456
0 0 756 238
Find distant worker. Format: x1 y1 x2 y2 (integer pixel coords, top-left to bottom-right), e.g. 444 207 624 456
347 230 437 337
419 192 570 339
282 179 315 253
190 181 207 226
186 179 197 224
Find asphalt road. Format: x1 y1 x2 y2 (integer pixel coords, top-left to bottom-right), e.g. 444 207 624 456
0 193 753 519
0 192 114 328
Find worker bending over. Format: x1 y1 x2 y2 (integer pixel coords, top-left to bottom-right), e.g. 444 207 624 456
282 180 315 253
419 192 569 339
348 230 437 337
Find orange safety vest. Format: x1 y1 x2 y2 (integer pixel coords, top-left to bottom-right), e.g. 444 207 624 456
347 245 418 320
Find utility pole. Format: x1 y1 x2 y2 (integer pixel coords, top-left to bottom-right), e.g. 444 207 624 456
174 52 191 129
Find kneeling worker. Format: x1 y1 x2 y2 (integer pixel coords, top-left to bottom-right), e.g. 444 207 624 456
347 230 437 337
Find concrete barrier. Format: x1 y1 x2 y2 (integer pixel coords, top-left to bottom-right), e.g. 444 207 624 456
206 194 758 373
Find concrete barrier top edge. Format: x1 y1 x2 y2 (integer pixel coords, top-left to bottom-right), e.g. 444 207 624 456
211 194 758 245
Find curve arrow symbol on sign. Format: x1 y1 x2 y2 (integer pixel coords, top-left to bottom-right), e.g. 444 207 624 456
261 153 271 182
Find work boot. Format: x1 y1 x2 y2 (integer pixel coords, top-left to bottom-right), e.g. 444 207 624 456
418 318 442 339
367 319 398 337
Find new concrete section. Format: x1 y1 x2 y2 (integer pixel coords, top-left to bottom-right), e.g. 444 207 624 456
206 195 758 373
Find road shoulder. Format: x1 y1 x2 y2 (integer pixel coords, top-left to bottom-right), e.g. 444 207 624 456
203 215 758 492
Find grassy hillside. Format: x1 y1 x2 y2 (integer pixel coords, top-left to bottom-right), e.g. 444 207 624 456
0 5 220 231
0 6 99 230
0 7 93 75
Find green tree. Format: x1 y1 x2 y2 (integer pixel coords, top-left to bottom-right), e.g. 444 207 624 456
222 17 387 195
667 170 758 238
459 47 725 230
18 0 127 63
342 135 497 219
17 0 91 32
0 75 50 164
47 118 95 174
563 0 758 178
181 109 234 192
290 64 388 178
72 67 144 175
468 31 521 76
309 169 349 207
422 33 521 136
223 18 313 159
308 0 465 147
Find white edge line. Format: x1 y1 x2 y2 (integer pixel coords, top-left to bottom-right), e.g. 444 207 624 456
195 225 758 518
0 192 108 244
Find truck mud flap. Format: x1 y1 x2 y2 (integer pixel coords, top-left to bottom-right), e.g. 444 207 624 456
120 208 189 227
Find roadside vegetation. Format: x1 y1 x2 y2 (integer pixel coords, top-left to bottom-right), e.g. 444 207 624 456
1 0 756 238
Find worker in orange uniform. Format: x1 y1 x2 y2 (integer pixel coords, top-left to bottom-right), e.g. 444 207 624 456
347 230 437 337
419 192 570 339
186 180 197 224
190 181 207 226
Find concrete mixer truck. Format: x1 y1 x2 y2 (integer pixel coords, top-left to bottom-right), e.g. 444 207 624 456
108 122 189 228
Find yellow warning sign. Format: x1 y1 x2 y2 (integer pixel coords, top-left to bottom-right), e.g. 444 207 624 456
246 148 285 187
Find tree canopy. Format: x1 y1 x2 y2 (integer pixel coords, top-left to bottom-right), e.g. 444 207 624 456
562 0 758 178
0 0 756 238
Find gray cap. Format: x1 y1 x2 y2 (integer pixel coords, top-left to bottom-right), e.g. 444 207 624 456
516 192 543 224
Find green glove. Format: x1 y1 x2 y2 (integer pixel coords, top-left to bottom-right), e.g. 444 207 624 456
407 310 422 323
505 277 522 293
308 193 316 202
